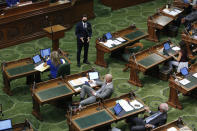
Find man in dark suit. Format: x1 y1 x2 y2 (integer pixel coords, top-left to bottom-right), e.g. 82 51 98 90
127 103 168 131
75 14 92 67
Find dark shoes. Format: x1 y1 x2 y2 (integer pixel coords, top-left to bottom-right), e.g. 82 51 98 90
83 61 90 64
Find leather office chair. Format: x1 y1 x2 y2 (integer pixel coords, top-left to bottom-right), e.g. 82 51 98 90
57 63 70 78
122 42 143 72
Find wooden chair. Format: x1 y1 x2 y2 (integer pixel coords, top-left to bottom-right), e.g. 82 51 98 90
122 42 143 72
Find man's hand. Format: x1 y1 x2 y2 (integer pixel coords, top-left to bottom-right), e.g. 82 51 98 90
145 124 153 128
144 106 150 112
80 37 84 43
87 37 90 43
91 90 96 96
88 80 93 84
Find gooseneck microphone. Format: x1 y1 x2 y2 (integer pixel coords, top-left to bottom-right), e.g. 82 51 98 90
45 16 54 40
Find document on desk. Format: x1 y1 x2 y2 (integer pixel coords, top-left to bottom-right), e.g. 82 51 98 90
179 78 191 85
167 127 177 131
192 73 197 78
130 100 143 109
116 37 126 42
118 99 134 112
34 63 49 72
103 40 113 48
113 40 122 45
172 46 180 51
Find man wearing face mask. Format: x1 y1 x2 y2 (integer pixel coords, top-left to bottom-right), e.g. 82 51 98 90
75 14 92 67
78 74 113 108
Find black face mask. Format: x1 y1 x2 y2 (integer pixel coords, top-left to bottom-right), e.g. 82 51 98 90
82 20 87 23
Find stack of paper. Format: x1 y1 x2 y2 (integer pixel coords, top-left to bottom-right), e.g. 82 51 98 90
103 40 114 48
34 63 49 72
68 77 89 87
113 40 122 45
167 127 177 131
163 8 181 16
179 78 191 85
180 126 192 131
116 37 126 42
118 99 134 112
130 100 143 109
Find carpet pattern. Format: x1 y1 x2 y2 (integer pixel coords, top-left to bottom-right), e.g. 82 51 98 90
0 0 197 130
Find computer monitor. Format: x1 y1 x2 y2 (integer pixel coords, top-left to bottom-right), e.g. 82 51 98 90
0 119 12 131
88 72 99 80
113 103 123 115
40 48 51 58
105 32 112 40
164 42 171 50
32 55 42 64
180 67 189 76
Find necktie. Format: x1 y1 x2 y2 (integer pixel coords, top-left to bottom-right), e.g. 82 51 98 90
144 111 162 124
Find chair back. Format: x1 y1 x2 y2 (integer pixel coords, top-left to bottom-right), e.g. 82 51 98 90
57 63 70 77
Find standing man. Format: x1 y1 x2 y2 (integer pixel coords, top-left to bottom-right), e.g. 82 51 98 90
75 14 92 67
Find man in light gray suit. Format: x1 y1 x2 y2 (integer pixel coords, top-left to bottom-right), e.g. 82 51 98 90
79 74 113 107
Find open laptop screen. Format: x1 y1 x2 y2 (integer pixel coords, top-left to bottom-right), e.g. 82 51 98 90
180 67 189 76
33 55 42 64
164 42 171 50
88 72 99 80
40 48 51 58
0 119 12 131
105 32 112 40
113 103 123 115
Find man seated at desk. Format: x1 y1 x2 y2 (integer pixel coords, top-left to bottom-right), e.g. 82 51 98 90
181 10 197 26
127 103 168 131
79 74 114 108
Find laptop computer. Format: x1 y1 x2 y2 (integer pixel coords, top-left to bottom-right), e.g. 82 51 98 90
113 103 123 115
180 67 191 78
40 48 51 61
163 42 176 56
0 119 13 131
32 55 42 65
105 32 113 40
88 72 100 80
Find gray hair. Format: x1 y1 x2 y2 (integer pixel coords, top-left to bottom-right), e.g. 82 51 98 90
159 103 169 112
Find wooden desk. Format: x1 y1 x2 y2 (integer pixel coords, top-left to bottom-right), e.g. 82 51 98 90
147 12 175 42
153 119 192 131
0 0 95 49
13 119 34 131
66 93 146 131
167 63 197 109
32 77 74 121
1 49 69 96
95 26 148 68
100 0 154 10
64 69 99 93
128 41 178 87
32 69 99 120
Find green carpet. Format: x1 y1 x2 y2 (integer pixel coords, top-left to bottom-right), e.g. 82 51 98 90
0 0 197 130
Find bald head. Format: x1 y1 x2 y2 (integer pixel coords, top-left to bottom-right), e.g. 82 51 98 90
105 74 112 83
159 103 169 112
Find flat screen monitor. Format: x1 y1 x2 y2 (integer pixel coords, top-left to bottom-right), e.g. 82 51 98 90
32 55 42 64
105 32 112 40
0 119 12 131
40 48 51 58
